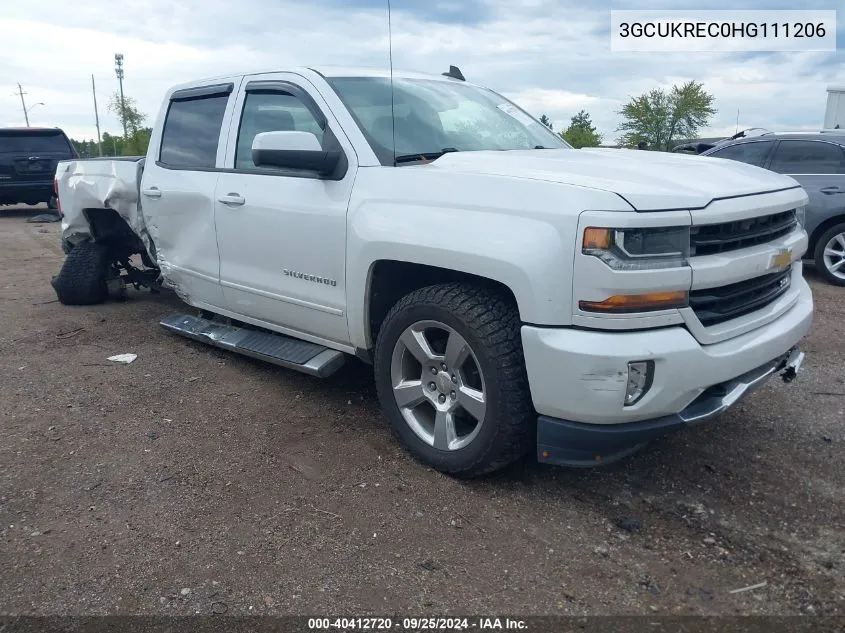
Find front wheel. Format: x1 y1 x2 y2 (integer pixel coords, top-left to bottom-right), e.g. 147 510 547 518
813 221 845 286
373 283 534 477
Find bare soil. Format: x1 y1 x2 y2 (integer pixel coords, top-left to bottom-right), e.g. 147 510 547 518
1 207 843 616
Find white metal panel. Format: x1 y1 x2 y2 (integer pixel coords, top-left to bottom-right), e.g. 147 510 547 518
214 71 357 346
140 75 243 308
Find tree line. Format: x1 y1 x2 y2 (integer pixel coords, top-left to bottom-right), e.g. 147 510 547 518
71 91 152 158
70 81 717 156
541 80 716 151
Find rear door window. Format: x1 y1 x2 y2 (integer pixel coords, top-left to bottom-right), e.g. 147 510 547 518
0 131 72 154
767 140 845 175
708 141 775 167
159 93 230 168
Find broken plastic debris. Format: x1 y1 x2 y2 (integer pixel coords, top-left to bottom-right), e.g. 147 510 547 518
108 353 137 364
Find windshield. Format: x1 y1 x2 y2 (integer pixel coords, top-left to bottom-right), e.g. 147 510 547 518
327 77 570 165
0 131 72 155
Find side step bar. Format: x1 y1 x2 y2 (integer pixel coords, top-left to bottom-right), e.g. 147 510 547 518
159 313 345 378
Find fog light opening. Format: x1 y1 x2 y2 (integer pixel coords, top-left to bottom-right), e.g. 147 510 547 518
625 360 654 406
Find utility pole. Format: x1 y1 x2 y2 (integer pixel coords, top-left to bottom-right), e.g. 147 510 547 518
15 83 29 127
114 53 127 138
92 74 103 157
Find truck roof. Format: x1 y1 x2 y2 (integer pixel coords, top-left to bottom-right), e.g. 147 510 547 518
167 66 474 93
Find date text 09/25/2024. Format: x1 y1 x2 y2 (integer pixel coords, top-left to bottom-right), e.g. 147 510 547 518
307 618 528 631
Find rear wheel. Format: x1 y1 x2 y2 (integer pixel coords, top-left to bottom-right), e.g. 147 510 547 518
374 283 534 477
814 222 845 286
51 242 109 305
47 195 58 211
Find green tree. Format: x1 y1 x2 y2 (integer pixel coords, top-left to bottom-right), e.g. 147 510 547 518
71 138 100 157
617 80 716 151
107 92 150 156
560 109 602 148
539 114 553 130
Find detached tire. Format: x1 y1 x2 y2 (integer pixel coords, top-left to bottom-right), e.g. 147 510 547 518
374 283 534 477
51 242 109 305
813 221 845 286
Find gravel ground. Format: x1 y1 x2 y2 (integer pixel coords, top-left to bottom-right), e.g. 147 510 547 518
1 207 843 616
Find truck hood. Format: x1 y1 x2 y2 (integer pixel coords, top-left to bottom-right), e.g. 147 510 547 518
429 148 801 211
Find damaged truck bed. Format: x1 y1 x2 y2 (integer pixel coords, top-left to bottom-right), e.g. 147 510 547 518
53 157 161 304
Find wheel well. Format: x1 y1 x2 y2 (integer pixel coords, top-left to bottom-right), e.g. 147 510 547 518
808 214 845 256
366 260 519 350
83 208 146 260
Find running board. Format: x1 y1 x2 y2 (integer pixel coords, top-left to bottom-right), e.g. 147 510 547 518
159 313 346 378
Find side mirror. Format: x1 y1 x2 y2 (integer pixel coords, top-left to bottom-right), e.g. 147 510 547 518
251 131 340 176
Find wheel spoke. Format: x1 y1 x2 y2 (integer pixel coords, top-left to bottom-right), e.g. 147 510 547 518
830 258 845 273
457 386 486 422
444 330 470 371
835 234 845 250
433 409 457 450
824 247 843 258
393 380 426 409
400 328 437 364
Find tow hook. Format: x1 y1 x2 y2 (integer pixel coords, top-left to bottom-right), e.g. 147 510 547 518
781 349 805 383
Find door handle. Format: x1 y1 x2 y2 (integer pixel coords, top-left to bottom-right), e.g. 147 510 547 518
142 187 162 199
218 193 245 206
820 186 845 195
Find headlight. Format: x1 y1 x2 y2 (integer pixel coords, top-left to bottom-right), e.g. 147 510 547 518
795 205 806 229
583 226 690 270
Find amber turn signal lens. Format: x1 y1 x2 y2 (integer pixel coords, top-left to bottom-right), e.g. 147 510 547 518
579 290 689 313
583 227 612 250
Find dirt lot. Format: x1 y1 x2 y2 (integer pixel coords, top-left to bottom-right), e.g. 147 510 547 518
1 207 843 617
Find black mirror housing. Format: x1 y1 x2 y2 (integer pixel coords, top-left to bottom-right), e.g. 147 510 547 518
252 148 342 176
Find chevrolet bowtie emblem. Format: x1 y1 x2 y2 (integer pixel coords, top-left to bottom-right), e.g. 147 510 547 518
772 248 792 271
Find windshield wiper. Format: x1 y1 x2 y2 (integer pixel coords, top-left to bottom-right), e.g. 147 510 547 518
394 148 460 165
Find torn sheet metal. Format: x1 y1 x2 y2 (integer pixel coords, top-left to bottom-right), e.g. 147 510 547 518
57 157 154 260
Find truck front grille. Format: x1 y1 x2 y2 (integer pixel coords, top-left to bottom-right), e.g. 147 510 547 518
690 267 792 327
690 210 797 256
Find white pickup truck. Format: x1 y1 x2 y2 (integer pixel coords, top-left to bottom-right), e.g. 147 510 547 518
52 65 813 476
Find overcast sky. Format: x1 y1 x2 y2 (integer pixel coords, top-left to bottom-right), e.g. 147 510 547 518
1 0 843 143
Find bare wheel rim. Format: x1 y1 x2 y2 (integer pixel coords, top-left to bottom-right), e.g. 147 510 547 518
822 231 845 281
390 319 486 451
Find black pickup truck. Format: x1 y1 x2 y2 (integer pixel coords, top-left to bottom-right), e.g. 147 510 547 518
0 127 78 209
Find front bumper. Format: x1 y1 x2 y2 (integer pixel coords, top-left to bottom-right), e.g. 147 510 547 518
522 275 813 466
536 348 804 466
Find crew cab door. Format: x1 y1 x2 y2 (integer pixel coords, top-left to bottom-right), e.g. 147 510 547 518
214 73 356 345
140 80 241 309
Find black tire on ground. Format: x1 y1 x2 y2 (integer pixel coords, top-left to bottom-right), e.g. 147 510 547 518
373 283 535 477
47 196 58 210
813 221 845 287
50 242 110 305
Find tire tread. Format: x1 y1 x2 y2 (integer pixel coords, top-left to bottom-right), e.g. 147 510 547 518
51 242 109 305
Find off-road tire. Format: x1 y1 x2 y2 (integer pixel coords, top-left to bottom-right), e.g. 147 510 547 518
813 221 845 286
373 283 534 477
51 242 109 305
